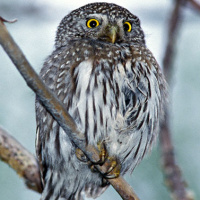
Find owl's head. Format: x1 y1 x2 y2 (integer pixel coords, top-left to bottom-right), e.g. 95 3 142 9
55 3 145 48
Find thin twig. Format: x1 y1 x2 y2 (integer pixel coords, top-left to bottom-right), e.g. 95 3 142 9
163 0 186 82
0 16 17 23
161 0 194 200
0 127 42 193
188 0 200 12
0 18 139 200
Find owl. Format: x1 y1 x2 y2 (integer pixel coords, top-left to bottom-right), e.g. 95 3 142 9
35 2 167 200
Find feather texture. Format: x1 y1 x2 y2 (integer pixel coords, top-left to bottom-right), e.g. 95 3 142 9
36 3 167 200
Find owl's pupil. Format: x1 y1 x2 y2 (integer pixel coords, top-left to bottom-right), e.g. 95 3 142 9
90 21 97 28
123 23 129 31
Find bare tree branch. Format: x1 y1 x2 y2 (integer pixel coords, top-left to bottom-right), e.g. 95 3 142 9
160 0 194 199
0 17 139 200
188 0 200 12
0 127 42 193
163 0 186 82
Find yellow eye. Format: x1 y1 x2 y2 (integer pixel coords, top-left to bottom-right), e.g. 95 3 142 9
123 21 132 32
86 19 100 28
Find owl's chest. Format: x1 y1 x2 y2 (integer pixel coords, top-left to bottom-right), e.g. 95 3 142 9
71 59 127 108
63 58 129 140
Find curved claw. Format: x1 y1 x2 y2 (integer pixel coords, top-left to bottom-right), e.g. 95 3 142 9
103 157 121 179
97 141 108 165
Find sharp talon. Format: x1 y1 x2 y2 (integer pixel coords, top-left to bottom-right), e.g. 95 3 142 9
103 158 121 179
106 159 117 174
104 167 121 179
97 140 108 165
75 148 88 162
104 173 118 179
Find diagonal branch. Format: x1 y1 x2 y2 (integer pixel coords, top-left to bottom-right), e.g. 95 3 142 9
0 17 139 200
160 0 194 200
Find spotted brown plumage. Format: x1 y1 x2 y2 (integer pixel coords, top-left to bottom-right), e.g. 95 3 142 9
35 2 167 200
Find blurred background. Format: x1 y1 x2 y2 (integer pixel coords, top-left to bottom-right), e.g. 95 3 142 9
0 0 199 199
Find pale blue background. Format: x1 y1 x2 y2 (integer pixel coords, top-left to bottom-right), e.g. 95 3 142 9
0 0 200 199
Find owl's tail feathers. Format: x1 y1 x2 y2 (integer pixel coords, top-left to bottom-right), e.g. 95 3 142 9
64 183 109 200
40 168 109 200
83 182 110 199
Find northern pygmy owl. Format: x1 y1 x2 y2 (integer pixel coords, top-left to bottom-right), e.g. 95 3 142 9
36 2 167 200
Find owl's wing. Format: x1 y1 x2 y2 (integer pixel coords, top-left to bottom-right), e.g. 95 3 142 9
35 99 55 186
119 54 166 167
35 50 66 186
122 59 160 127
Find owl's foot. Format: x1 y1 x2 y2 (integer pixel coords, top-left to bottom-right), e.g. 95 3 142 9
75 142 107 165
75 142 121 179
96 140 108 165
91 141 121 179
86 141 108 173
102 156 121 179
75 141 107 164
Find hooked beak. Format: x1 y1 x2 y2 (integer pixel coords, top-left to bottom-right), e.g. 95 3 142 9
107 26 118 43
104 25 119 44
